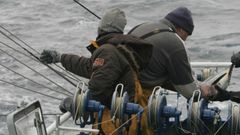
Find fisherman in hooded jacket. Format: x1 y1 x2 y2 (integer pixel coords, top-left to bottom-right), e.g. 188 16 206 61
40 8 153 134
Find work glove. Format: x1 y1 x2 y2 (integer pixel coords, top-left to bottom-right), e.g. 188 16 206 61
205 85 240 103
231 51 240 67
59 97 74 113
208 85 231 101
228 91 240 103
39 50 61 64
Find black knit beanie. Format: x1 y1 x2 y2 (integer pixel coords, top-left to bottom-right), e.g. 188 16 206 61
165 7 194 35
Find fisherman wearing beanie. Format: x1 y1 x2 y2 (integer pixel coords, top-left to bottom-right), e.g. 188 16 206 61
129 7 235 104
129 6 197 98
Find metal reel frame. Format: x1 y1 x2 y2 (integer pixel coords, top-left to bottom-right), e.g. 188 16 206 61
111 84 129 125
187 90 222 134
228 103 240 135
187 90 203 131
73 82 91 126
147 86 167 129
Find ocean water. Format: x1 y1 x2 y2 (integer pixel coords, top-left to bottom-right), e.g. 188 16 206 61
0 0 240 134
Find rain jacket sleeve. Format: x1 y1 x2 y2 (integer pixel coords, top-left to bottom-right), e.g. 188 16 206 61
60 54 92 79
167 48 198 98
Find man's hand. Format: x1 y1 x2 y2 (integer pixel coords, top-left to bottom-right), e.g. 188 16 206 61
59 97 74 113
40 50 61 64
200 84 231 101
200 84 218 100
231 52 240 67
200 83 240 103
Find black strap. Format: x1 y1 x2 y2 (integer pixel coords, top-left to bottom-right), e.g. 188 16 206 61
127 23 145 34
140 28 175 39
128 23 175 39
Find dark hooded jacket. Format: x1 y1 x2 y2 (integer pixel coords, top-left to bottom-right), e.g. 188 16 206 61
130 19 198 98
60 33 152 107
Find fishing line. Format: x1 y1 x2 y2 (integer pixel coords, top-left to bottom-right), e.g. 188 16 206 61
186 101 213 135
95 97 150 134
42 113 63 116
73 0 101 20
0 79 62 101
0 62 71 96
214 115 232 135
0 25 39 55
0 113 63 117
0 41 33 60
0 41 81 83
0 25 83 83
0 48 73 95
0 29 77 87
91 85 124 127
196 116 213 134
0 26 80 87
109 105 145 135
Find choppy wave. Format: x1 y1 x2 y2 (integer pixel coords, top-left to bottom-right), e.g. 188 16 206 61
0 0 240 134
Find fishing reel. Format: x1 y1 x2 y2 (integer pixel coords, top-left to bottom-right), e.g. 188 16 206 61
147 86 181 134
197 68 216 81
187 90 221 134
111 84 143 135
73 82 105 133
228 102 240 134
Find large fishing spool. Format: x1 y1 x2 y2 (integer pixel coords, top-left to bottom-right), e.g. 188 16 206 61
111 84 143 134
73 82 89 124
148 86 181 131
228 102 240 135
197 68 216 81
187 90 221 134
111 84 129 125
187 90 203 131
73 82 105 129
148 86 166 129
